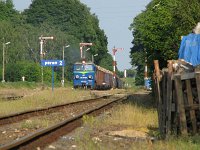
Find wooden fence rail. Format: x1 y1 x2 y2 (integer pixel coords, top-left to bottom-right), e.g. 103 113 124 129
154 60 200 138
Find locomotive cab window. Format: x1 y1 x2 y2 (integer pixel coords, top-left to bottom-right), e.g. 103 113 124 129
74 64 84 71
84 65 93 71
74 64 94 71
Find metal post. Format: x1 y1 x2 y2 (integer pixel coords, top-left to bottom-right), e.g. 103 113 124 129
62 46 65 87
2 41 10 82
144 49 148 89
61 45 70 87
113 53 116 78
80 46 83 59
52 66 54 92
92 54 98 63
79 43 93 59
2 43 5 82
39 36 54 85
85 48 90 60
112 46 123 88
40 39 44 85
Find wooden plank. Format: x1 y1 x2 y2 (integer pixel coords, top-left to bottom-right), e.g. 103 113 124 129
162 70 167 134
185 104 200 110
173 72 195 80
154 60 163 135
186 80 197 133
171 103 175 112
195 71 200 110
166 60 173 135
155 78 163 135
154 60 161 81
172 89 178 134
174 74 188 135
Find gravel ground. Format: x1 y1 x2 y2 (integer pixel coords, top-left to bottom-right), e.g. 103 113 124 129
0 97 115 146
44 90 155 150
44 113 153 150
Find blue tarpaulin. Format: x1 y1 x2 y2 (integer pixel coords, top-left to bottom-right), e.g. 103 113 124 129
178 33 200 66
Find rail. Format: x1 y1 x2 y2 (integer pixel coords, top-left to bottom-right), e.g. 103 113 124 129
0 95 128 149
0 95 113 126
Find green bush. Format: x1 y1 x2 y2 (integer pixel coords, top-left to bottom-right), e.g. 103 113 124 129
5 61 57 82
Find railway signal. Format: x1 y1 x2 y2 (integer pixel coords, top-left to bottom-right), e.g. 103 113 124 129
112 47 123 78
79 43 93 59
39 36 54 84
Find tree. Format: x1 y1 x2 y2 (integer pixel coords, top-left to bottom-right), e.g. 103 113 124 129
24 0 108 65
0 0 116 82
129 0 200 85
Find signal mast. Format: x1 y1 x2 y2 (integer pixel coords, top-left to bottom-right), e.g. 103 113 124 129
79 43 93 60
112 46 123 78
39 36 54 84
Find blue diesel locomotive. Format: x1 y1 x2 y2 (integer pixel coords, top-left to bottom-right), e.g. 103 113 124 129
73 62 123 89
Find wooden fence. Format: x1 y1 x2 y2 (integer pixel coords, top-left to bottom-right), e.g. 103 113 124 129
153 60 200 137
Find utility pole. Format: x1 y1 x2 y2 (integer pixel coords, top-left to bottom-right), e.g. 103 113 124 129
79 43 93 59
62 45 70 87
39 36 54 85
2 41 10 82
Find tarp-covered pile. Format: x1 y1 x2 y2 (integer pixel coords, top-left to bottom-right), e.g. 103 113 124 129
178 33 200 66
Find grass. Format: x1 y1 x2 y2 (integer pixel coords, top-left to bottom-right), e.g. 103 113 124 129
123 77 135 88
104 104 158 129
75 132 101 150
0 80 73 89
131 136 200 150
75 89 200 150
0 81 126 116
0 85 93 116
20 119 49 129
0 81 39 89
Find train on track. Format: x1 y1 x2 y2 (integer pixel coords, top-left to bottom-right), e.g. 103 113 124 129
73 61 123 89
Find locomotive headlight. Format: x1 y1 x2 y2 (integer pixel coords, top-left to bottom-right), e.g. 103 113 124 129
88 75 93 79
75 75 79 79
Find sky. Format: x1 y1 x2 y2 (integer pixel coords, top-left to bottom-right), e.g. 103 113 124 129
12 0 151 71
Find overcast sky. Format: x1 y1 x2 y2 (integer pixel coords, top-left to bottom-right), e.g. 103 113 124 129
12 0 151 71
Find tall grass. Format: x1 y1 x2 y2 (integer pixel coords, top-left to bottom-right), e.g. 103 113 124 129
105 104 158 129
0 81 39 89
78 92 200 150
0 87 93 115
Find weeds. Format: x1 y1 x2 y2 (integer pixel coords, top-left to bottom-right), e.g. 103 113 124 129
0 87 93 115
75 132 101 150
20 119 49 129
82 115 96 128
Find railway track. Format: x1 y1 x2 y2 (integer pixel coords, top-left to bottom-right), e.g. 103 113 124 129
0 94 128 149
0 95 113 126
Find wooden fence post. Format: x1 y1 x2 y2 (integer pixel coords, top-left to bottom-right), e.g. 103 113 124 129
174 74 188 135
186 80 197 133
195 71 200 110
162 69 168 135
166 60 173 135
154 60 164 135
